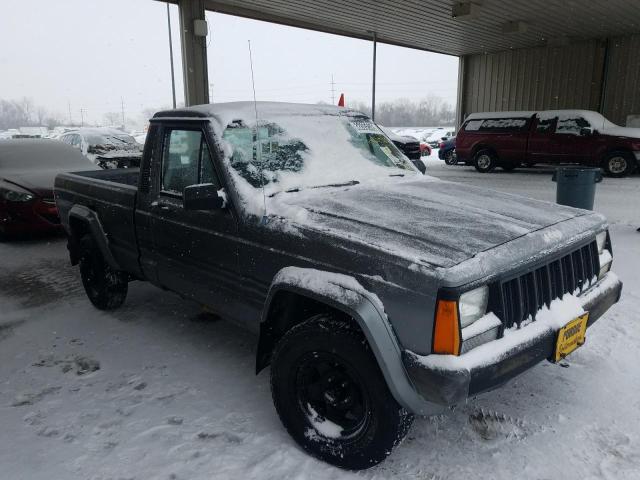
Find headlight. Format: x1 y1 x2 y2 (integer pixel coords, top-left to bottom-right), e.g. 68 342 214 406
0 182 35 203
596 231 607 254
459 285 489 328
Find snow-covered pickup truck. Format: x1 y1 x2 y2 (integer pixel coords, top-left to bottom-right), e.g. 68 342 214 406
54 102 622 470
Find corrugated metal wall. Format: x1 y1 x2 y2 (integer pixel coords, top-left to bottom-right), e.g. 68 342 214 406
602 34 640 125
459 35 640 126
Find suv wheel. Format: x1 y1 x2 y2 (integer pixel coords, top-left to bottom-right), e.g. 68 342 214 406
270 315 413 470
444 150 457 165
79 234 128 310
603 151 635 177
474 149 497 173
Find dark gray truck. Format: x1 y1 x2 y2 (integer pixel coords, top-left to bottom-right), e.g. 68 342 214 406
54 102 622 469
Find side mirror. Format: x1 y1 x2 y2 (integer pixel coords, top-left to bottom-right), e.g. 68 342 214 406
580 127 593 136
183 184 225 210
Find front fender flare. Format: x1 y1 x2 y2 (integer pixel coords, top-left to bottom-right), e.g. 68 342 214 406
258 267 443 416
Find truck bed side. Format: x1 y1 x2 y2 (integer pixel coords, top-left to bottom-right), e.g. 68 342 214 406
55 169 142 277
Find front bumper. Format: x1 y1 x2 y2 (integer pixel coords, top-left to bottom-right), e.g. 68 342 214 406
403 273 623 406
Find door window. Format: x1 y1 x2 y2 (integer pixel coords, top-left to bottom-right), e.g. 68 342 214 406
535 116 556 133
556 115 591 135
161 129 217 195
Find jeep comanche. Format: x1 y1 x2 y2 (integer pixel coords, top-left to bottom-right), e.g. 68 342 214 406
54 102 622 470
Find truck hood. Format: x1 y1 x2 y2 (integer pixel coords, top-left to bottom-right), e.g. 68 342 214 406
281 178 589 269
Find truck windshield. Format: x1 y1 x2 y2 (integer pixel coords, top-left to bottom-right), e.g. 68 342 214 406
221 112 416 196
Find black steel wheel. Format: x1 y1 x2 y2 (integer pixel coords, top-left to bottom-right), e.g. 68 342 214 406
270 315 413 470
79 234 128 310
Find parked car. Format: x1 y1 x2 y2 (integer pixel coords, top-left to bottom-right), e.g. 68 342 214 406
438 137 457 164
59 128 142 169
379 126 426 173
456 110 640 176
426 128 454 148
419 141 432 157
55 102 621 469
0 139 96 237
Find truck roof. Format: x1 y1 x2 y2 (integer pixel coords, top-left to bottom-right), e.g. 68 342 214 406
153 101 359 121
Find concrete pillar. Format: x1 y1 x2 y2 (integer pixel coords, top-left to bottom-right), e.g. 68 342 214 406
178 0 209 106
455 55 467 130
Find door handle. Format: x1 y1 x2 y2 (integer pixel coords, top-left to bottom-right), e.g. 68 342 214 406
150 201 175 212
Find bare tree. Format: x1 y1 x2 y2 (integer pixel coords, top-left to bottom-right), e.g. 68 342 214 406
348 96 455 127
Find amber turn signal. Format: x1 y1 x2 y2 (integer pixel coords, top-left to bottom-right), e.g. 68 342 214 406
433 299 461 355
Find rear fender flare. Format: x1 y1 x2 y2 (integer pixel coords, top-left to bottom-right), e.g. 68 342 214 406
68 204 120 270
258 266 443 416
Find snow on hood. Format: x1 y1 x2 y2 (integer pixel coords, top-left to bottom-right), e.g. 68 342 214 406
274 178 589 269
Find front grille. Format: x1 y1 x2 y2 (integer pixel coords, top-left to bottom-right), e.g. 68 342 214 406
489 241 599 331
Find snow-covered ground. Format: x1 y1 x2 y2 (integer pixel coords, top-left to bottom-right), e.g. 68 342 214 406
1 163 638 479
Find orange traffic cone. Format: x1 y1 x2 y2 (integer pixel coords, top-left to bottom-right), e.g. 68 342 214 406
338 93 345 107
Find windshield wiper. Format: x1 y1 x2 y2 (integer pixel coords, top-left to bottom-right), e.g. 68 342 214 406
269 180 360 197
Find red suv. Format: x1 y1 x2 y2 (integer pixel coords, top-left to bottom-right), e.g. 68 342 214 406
456 110 640 177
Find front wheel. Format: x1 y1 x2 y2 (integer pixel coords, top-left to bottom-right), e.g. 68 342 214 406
474 149 497 173
270 315 413 470
603 151 635 177
79 235 128 310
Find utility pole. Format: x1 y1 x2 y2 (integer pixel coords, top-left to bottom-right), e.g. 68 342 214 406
80 108 85 127
331 74 336 105
120 97 125 128
167 2 177 109
68 101 72 125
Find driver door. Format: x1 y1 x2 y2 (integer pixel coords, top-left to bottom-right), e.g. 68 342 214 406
148 123 241 317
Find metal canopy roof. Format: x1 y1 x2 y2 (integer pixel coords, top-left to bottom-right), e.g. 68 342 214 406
188 0 640 56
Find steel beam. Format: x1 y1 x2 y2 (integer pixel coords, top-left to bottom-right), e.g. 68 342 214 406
178 0 210 106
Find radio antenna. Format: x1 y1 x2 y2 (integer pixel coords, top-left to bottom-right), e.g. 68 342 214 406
248 40 268 223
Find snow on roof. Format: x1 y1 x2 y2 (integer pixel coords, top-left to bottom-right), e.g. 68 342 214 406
465 111 535 120
156 101 360 121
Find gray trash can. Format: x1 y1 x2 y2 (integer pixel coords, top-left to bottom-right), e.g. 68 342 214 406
552 167 602 210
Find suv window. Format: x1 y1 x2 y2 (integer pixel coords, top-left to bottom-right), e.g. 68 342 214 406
536 116 556 133
464 117 529 133
161 129 217 195
556 115 591 135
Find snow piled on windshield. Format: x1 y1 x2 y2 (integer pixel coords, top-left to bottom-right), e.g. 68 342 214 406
199 102 420 217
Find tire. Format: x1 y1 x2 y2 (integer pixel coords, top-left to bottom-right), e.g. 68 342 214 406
79 234 128 310
444 150 457 165
270 315 413 470
602 151 636 177
501 163 517 172
473 149 497 173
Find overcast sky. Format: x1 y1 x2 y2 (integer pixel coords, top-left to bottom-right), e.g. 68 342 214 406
1 0 459 127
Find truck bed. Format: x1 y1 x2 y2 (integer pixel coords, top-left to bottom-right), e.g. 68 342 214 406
55 168 141 275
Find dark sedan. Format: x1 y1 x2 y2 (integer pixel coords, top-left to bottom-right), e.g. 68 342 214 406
438 137 457 164
0 139 96 237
